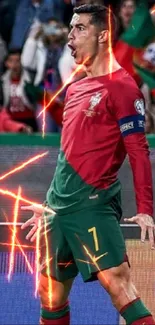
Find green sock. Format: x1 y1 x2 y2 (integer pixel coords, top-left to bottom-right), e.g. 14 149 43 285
121 298 151 325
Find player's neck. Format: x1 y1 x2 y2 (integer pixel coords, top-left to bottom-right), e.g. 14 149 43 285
85 51 121 78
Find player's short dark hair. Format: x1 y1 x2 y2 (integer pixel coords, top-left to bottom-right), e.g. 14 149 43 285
73 4 117 40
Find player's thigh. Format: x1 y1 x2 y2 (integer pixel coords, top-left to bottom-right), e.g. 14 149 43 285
40 211 78 283
39 273 75 308
61 202 127 282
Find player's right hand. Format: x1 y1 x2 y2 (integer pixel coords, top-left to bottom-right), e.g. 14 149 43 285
124 213 155 249
21 204 54 242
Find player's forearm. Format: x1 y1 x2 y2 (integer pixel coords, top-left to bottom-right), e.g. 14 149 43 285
124 134 153 216
130 153 153 216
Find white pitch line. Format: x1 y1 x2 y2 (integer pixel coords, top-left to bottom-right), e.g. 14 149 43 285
120 224 139 227
0 222 139 227
0 222 23 226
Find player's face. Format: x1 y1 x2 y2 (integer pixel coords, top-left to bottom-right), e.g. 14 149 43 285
68 13 101 65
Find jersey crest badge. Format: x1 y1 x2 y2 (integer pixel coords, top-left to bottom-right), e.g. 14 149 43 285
84 92 102 117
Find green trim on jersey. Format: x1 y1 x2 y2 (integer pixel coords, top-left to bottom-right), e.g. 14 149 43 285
46 150 121 215
0 133 154 147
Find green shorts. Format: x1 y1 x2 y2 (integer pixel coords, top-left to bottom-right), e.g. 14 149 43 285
40 193 127 282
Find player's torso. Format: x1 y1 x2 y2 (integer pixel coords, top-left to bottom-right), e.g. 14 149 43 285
47 69 147 213
46 77 124 212
61 77 125 188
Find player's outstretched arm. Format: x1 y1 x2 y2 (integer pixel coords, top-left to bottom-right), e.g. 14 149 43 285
111 80 155 248
122 132 155 249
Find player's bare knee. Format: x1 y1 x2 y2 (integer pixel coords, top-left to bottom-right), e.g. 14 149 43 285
106 263 139 306
38 274 67 309
39 283 66 309
111 264 131 298
98 262 131 296
38 275 51 307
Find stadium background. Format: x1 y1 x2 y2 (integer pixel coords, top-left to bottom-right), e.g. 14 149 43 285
0 133 154 324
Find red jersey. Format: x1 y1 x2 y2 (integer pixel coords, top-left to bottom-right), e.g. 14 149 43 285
47 68 153 217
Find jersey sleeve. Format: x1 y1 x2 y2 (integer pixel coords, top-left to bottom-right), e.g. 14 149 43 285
64 85 70 104
110 80 153 217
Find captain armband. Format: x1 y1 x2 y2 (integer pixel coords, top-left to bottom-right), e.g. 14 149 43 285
118 115 145 137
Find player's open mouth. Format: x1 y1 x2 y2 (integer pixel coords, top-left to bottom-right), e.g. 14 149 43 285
68 44 76 57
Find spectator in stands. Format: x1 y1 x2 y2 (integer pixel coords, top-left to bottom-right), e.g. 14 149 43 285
22 18 64 83
52 0 68 22
0 0 20 45
71 0 104 5
21 20 47 87
0 49 38 131
0 34 7 76
117 0 136 39
10 0 58 49
21 18 68 132
43 19 66 92
0 109 33 133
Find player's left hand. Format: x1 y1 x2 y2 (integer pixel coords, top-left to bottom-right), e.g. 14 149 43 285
124 214 155 249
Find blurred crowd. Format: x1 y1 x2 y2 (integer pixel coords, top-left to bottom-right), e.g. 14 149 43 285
0 0 154 134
